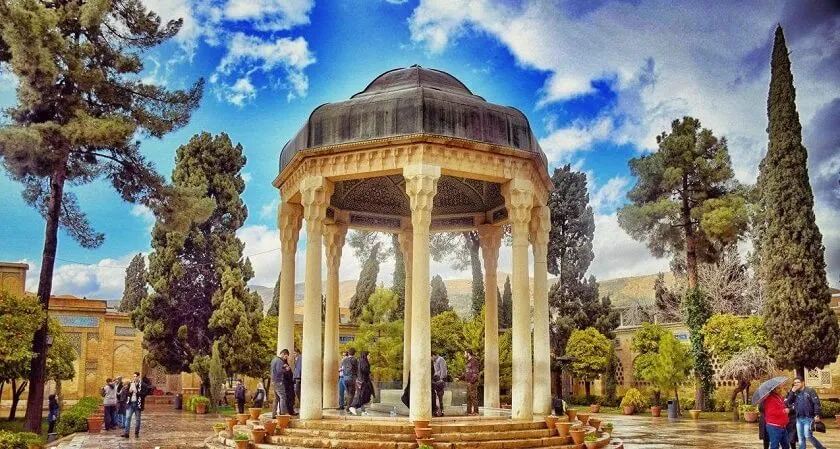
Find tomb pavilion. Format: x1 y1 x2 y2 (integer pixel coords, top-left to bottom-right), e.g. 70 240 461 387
272 65 553 422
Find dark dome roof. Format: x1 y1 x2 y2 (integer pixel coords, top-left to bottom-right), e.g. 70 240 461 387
279 65 546 173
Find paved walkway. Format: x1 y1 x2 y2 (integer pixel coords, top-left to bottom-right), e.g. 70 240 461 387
47 410 840 448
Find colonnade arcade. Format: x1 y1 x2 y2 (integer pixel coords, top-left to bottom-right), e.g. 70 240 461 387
272 136 552 422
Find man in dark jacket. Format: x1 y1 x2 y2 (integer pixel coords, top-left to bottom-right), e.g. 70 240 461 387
463 349 480 416
270 349 291 417
121 372 149 439
340 348 358 410
234 379 246 414
786 377 825 449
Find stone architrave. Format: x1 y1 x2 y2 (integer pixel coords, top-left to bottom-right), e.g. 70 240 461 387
530 205 551 415
477 224 503 409
503 178 534 421
299 176 333 420
323 223 347 409
277 201 303 356
404 164 440 422
398 230 413 386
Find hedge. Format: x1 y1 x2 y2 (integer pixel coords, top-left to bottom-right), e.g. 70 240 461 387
0 430 42 449
55 396 102 437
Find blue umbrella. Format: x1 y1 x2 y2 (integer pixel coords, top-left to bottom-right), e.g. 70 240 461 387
752 376 789 404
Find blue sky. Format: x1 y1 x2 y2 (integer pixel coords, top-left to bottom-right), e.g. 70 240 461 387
1 0 838 299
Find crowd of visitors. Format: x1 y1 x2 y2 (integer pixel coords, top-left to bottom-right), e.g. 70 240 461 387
94 371 152 439
759 376 826 449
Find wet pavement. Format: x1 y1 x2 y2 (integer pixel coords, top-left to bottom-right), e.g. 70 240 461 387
47 409 840 449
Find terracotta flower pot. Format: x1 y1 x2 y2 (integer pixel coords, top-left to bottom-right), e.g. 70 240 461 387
195 403 207 414
86 416 103 433
251 428 266 444
545 415 558 435
566 409 578 422
236 413 249 425
578 413 590 425
650 406 661 417
586 442 598 449
743 411 758 423
689 409 701 420
263 420 277 436
276 414 291 432
249 407 262 421
590 404 601 413
556 421 572 437
416 437 435 446
589 418 601 430
27 443 43 449
234 440 249 449
415 427 432 439
622 406 635 415
226 417 238 433
570 429 586 445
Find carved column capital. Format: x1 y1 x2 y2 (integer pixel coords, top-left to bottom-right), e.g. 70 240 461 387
403 165 440 231
300 176 333 233
278 201 303 252
324 223 347 273
529 204 551 258
502 178 534 237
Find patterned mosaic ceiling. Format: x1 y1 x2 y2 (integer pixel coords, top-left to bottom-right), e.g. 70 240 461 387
330 175 505 218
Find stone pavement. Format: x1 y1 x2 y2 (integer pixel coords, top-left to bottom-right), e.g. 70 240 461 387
49 410 218 449
47 409 840 449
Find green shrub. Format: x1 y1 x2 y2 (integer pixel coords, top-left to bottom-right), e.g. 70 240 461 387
191 396 211 407
679 398 696 411
820 400 840 418
55 396 102 436
584 434 598 442
740 404 758 413
620 388 645 409
233 431 249 441
0 430 43 449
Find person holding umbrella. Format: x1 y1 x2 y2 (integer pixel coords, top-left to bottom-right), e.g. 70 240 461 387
786 377 825 449
754 376 791 449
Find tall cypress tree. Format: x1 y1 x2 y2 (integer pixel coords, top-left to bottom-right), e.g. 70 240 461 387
757 26 839 378
430 274 451 316
134 132 257 375
392 234 406 319
120 254 147 314
349 242 381 322
267 273 280 317
0 1 203 431
499 276 512 329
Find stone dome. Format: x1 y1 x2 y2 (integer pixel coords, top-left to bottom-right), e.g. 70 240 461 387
279 65 546 173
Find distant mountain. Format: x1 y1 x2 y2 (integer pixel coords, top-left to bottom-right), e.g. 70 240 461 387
249 272 676 318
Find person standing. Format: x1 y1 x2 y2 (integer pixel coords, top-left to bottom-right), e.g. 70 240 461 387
102 378 118 430
234 379 246 414
349 351 372 416
47 394 59 434
270 349 291 417
463 349 480 416
293 348 302 408
431 351 448 417
115 377 125 428
253 382 266 409
121 372 147 439
765 383 791 449
340 349 358 410
786 377 825 449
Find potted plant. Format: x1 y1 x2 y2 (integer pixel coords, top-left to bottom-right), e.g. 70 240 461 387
590 398 601 414
236 413 249 425
418 445 433 449
262 418 277 436
620 388 644 415
233 431 250 449
545 415 559 436
86 414 104 433
584 433 599 449
589 416 601 430
556 420 572 437
566 408 578 422
602 422 614 435
689 409 701 420
415 427 432 439
276 414 292 433
570 428 586 445
740 404 758 423
416 437 435 447
650 403 662 417
213 423 226 434
192 396 210 414
251 426 266 444
226 417 238 433
249 406 262 421
577 412 590 426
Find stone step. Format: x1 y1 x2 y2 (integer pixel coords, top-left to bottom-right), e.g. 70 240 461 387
431 421 548 433
436 436 576 449
281 427 416 442
287 418 548 435
267 434 417 449
433 429 556 442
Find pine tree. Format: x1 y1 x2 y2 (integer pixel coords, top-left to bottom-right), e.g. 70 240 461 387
430 274 451 316
209 263 265 377
349 242 381 322
499 277 512 329
391 234 406 319
134 132 253 375
120 254 147 314
757 26 840 378
0 0 203 431
267 272 280 317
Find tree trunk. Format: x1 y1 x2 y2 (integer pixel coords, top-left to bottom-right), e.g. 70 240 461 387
465 232 484 317
584 381 591 397
56 380 63 412
682 179 698 289
10 379 28 421
25 165 66 433
654 390 661 407
796 366 805 380
674 389 681 418
731 379 748 422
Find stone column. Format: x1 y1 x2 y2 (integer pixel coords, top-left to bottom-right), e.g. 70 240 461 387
477 224 503 409
530 205 551 416
404 164 440 422
398 230 414 387
277 201 303 356
323 222 347 409
502 178 534 420
299 176 333 420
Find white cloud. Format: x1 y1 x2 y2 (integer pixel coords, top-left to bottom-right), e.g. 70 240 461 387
141 0 206 56
218 76 257 107
539 116 612 163
23 254 142 300
590 176 630 213
260 198 278 220
590 213 670 280
242 172 253 184
224 0 314 31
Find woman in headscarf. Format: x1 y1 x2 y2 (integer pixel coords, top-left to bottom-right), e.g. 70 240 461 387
349 351 372 415
253 382 266 409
